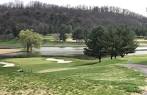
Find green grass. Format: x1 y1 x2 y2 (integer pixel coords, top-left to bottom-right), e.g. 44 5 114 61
125 55 147 65
0 39 21 48
0 38 85 48
0 56 146 95
43 35 56 41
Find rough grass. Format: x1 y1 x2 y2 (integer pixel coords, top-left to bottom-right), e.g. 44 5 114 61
0 39 21 48
124 55 147 64
0 56 146 95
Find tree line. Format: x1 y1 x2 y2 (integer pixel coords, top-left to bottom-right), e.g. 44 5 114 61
84 25 137 62
0 1 147 40
19 25 137 61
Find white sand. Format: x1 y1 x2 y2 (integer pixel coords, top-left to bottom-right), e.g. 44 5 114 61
0 62 15 67
46 58 72 63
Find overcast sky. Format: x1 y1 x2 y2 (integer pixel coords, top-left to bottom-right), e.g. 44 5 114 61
0 0 147 16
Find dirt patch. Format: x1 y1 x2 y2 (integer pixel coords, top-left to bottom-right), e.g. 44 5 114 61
0 49 20 54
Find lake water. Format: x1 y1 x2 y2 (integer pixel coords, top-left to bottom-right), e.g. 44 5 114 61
34 47 84 56
1 47 147 57
34 47 147 56
128 47 147 55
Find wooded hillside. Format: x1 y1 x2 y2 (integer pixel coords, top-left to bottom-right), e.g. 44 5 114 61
0 1 147 37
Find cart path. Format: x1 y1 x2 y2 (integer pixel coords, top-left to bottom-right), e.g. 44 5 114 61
122 64 147 76
121 64 147 95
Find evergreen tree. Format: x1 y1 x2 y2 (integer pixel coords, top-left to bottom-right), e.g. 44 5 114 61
84 26 106 62
106 26 119 59
116 25 137 57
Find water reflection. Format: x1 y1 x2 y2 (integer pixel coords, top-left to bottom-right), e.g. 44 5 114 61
34 47 84 56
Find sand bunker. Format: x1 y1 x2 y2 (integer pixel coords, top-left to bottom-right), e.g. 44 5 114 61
0 62 15 67
46 58 72 63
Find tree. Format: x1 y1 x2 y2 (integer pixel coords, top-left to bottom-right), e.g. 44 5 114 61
116 25 137 57
84 26 106 62
84 25 137 62
106 26 119 59
0 2 146 38
72 28 84 42
19 29 42 53
59 24 68 42
106 25 137 58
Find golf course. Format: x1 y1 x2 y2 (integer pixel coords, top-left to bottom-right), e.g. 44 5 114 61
1 1 147 95
1 37 147 95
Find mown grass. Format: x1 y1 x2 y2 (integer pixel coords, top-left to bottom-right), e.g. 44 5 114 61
0 38 85 48
0 56 146 95
0 39 21 48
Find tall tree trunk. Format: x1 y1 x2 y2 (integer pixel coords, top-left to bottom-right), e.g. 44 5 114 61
114 51 117 59
99 56 101 63
98 51 101 63
111 54 113 60
115 55 117 59
30 44 32 53
110 47 113 60
26 43 29 53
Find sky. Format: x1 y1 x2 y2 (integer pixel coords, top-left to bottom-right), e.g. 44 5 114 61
0 0 147 16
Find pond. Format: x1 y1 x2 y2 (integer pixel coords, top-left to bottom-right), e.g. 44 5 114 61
1 46 147 57
128 47 147 55
34 46 147 56
34 47 147 56
34 47 84 56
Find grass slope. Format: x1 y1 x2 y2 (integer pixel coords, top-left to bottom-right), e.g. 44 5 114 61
0 56 146 95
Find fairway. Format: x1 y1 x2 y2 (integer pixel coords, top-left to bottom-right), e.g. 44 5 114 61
0 56 147 95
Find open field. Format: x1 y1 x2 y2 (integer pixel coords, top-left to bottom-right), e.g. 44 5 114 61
0 56 147 95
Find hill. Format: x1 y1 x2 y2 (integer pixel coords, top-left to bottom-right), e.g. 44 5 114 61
0 1 147 38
